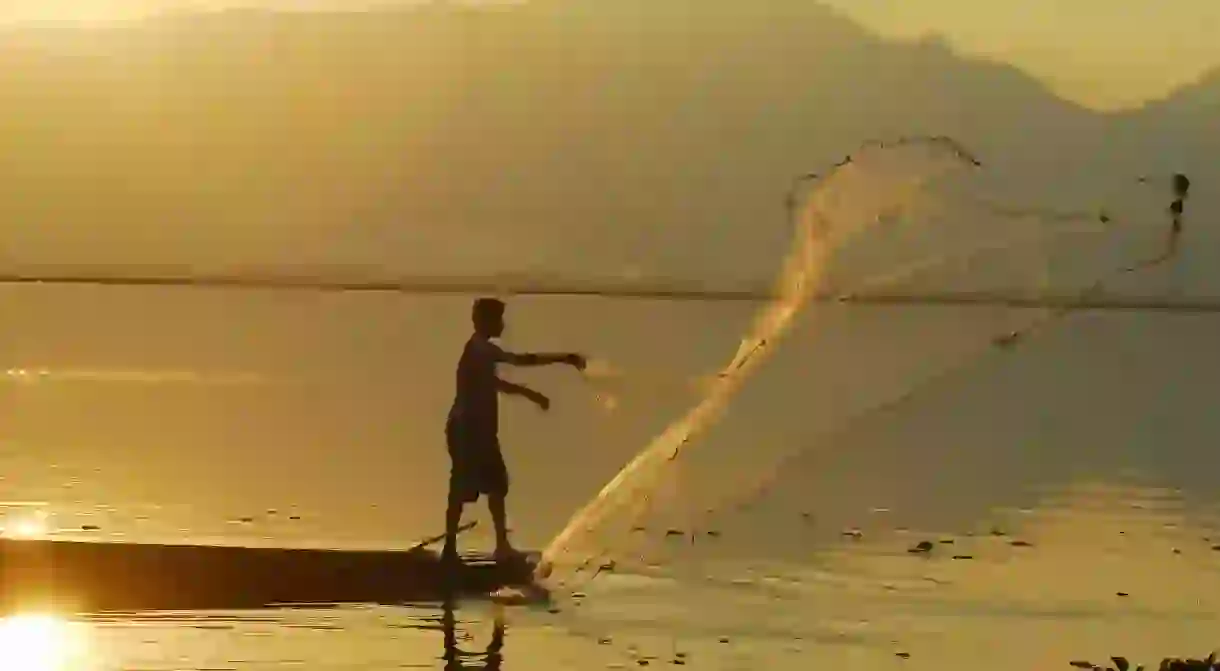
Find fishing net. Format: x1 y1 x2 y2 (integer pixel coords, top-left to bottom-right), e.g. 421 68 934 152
525 136 1188 665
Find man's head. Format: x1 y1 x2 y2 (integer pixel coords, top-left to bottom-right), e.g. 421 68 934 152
472 297 506 338
1173 173 1190 199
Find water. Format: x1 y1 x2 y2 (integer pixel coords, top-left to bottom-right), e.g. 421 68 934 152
1 602 621 670
3 286 1220 668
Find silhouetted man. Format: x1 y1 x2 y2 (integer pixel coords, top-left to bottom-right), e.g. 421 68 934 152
1168 172 1190 250
443 297 585 565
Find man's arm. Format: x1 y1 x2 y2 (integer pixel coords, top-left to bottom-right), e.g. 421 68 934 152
478 339 585 370
496 378 550 409
497 350 585 369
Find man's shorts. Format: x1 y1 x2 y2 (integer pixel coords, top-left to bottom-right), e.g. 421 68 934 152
445 416 509 504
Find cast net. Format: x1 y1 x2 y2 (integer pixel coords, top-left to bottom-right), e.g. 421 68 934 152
524 136 1190 665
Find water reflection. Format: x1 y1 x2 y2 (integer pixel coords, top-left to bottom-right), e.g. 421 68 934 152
0 614 89 671
63 601 514 670
442 596 505 670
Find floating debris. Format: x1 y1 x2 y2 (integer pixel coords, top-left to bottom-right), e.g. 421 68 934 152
1010 540 1034 548
908 541 934 554
1068 651 1217 671
896 652 911 659
952 555 974 560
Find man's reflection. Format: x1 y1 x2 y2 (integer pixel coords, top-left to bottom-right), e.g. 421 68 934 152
441 595 504 671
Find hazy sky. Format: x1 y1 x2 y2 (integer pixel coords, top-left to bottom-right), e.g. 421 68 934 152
0 0 1217 110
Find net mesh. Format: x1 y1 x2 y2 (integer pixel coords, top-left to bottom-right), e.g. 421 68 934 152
523 136 1185 664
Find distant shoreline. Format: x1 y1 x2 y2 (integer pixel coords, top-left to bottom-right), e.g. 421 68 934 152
2 272 1218 313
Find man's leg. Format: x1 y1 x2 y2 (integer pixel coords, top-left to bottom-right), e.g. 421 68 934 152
443 418 466 565
443 490 464 564
488 494 513 558
486 440 516 560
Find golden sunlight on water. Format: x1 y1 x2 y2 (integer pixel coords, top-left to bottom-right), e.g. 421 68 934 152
2 511 51 540
0 614 90 671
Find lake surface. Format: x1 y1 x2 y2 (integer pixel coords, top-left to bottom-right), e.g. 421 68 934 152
2 286 1219 669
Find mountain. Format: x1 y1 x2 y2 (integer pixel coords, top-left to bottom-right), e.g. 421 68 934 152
0 0 1214 284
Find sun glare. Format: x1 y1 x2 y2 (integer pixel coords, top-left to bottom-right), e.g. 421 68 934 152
4 511 51 539
0 615 89 671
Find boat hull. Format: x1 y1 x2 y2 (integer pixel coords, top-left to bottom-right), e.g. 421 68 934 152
0 539 542 613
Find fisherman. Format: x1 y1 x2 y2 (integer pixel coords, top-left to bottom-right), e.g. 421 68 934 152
1168 172 1190 251
443 297 586 566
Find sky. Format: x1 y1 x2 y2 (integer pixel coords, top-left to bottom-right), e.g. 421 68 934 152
0 0 1218 110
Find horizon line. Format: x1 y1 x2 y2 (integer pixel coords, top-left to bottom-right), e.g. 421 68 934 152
4 272 1219 313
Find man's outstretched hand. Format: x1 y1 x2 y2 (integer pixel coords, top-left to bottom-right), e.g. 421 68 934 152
525 389 551 411
564 353 588 371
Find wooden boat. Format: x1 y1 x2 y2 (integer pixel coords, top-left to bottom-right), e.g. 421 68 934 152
0 530 543 613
